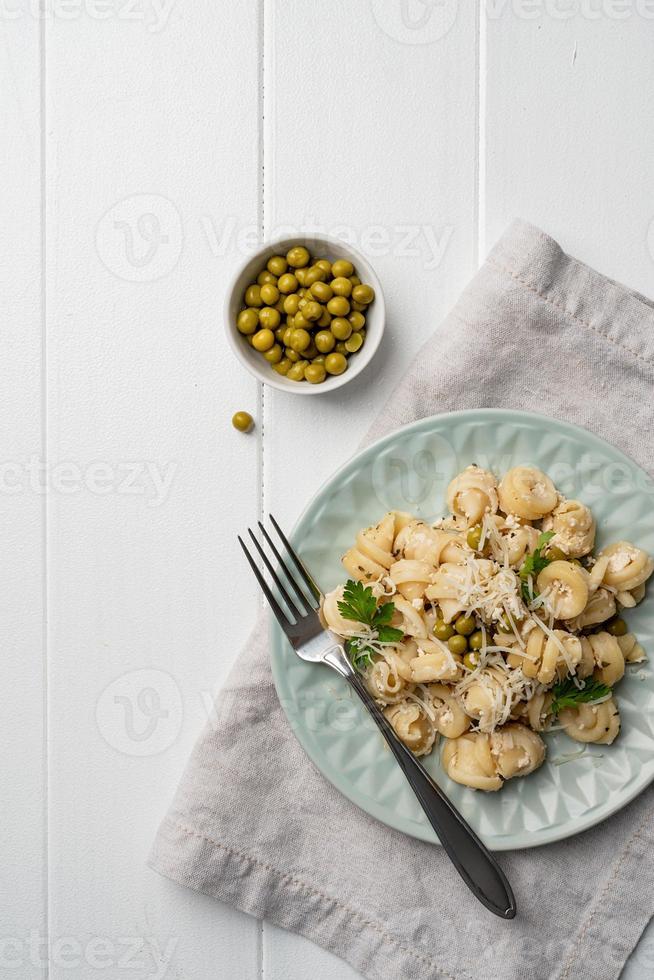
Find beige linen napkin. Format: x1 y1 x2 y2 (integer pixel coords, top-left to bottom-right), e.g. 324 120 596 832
150 220 654 980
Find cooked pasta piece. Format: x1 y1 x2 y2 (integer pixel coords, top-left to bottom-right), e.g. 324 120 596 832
364 658 408 703
442 724 546 791
599 541 654 593
446 465 499 527
506 628 581 685
541 498 596 557
425 684 471 738
498 466 558 520
384 701 435 756
580 631 625 687
441 732 503 791
408 639 461 683
341 511 411 583
565 588 616 632
617 632 646 663
559 698 620 744
388 558 433 602
536 560 589 619
394 520 465 566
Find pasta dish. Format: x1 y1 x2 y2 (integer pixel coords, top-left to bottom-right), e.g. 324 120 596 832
322 465 652 791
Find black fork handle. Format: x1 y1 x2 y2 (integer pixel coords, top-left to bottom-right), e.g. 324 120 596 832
322 646 517 920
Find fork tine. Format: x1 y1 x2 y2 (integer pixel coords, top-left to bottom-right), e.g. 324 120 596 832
258 521 317 611
247 528 305 620
238 536 291 629
269 514 322 603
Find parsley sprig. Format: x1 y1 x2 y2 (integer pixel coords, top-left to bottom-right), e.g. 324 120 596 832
519 531 555 604
337 579 404 672
550 676 611 716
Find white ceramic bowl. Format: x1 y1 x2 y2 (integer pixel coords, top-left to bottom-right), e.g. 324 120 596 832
224 234 385 395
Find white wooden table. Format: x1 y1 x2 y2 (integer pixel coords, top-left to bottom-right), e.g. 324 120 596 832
3 1 654 977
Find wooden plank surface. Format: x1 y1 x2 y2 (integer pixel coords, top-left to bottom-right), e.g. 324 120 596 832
1 1 654 977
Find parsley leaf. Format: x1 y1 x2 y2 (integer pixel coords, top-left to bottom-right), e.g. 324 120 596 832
550 676 611 716
337 579 378 626
519 531 555 604
337 579 404 672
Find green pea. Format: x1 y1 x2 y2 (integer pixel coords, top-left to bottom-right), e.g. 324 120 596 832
352 283 374 305
257 270 277 286
547 546 567 561
448 634 468 656
344 332 364 353
286 246 310 268
331 276 352 297
272 357 291 376
606 617 628 637
331 317 352 341
466 525 482 551
294 312 310 330
314 330 336 353
252 328 275 352
303 301 323 322
469 630 484 651
463 652 480 671
304 266 326 286
433 621 455 641
236 308 259 335
244 284 262 307
311 281 333 303
327 296 350 317
260 283 280 306
267 255 287 276
305 362 327 384
263 343 282 364
331 258 354 278
287 360 308 381
277 273 298 294
283 293 300 315
324 352 347 376
232 411 253 432
290 328 311 352
258 306 280 330
315 258 332 275
455 615 476 636
348 311 365 330
284 348 300 363
317 309 332 327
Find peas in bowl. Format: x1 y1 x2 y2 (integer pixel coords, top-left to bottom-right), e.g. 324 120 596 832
225 235 385 395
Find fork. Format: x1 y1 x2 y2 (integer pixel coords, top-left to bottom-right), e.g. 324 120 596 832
239 515 517 920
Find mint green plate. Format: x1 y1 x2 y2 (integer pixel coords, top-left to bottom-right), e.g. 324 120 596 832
270 409 654 850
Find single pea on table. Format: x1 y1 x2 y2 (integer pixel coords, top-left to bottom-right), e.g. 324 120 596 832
236 245 375 384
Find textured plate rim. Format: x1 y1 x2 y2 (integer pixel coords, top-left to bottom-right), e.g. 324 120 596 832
270 408 654 850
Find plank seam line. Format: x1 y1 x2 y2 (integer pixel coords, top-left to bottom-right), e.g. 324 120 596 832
171 821 472 980
258 0 266 976
39 3 50 977
487 257 654 369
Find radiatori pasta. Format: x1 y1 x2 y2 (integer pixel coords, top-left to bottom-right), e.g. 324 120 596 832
321 464 652 792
